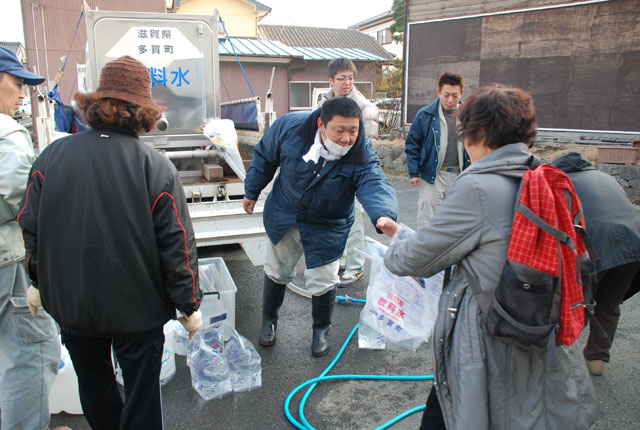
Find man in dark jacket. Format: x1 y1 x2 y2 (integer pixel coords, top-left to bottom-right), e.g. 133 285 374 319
18 56 203 429
552 152 640 376
404 72 471 226
243 97 398 357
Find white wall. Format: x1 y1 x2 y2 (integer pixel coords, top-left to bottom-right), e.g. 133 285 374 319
360 20 403 59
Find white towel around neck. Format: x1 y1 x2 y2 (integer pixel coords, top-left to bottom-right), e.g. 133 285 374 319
302 130 341 163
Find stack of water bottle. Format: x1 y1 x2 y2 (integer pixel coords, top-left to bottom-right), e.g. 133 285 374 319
165 320 262 400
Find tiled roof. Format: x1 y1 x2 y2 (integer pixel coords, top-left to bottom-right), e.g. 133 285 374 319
0 41 23 55
288 46 388 61
257 24 393 60
219 37 390 61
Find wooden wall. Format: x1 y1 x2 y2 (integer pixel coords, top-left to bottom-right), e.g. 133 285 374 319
404 0 640 131
407 0 584 22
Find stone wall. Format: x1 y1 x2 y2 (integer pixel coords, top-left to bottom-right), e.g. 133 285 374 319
597 164 640 205
372 142 408 174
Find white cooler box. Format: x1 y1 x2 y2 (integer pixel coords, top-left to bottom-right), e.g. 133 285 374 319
196 257 238 338
50 336 83 415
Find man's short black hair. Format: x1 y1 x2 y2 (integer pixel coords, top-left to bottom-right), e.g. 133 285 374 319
320 97 362 124
328 57 357 78
437 72 464 90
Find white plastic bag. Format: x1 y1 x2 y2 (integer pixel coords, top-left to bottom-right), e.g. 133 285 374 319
358 225 443 351
202 118 246 180
173 320 193 356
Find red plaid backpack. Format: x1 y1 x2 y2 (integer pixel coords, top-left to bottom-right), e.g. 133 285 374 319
466 164 600 358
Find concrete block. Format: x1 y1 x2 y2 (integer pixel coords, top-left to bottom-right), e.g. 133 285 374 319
202 164 224 182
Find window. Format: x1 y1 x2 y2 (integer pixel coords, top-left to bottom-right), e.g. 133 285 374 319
377 28 392 45
289 82 330 110
288 81 374 111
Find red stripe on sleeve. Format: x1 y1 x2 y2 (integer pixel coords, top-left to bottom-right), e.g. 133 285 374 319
17 171 44 222
152 192 200 305
24 254 31 275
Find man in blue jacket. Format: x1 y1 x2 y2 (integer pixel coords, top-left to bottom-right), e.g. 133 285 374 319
243 97 398 357
404 72 470 226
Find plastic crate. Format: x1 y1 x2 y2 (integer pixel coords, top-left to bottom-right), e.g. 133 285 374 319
197 257 238 338
597 146 638 165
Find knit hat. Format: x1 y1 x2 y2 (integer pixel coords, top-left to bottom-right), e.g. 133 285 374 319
96 56 158 110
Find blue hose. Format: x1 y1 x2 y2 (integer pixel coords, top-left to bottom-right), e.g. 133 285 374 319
336 295 366 303
284 313 434 429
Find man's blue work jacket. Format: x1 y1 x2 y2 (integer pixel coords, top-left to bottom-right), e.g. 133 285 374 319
405 98 470 184
244 109 398 269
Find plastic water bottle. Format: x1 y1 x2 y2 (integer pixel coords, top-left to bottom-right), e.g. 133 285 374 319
225 331 262 392
189 326 232 400
160 322 176 386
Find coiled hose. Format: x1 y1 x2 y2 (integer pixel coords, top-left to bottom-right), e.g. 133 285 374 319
284 296 434 430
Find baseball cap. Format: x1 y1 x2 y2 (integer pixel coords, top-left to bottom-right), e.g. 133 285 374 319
0 47 45 85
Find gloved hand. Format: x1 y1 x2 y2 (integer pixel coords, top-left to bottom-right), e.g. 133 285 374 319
178 309 203 340
26 286 42 317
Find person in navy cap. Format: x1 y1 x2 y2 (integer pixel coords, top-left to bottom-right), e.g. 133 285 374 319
0 47 62 430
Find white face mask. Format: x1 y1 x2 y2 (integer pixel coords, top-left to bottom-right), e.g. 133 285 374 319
322 130 353 157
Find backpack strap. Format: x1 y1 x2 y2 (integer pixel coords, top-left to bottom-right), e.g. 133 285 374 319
462 262 493 316
572 223 609 340
518 203 573 247
463 168 528 316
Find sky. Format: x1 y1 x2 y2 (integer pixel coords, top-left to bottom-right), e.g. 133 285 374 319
0 0 394 46
258 0 393 28
1 0 24 44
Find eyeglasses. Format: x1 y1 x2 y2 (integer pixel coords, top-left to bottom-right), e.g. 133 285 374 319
334 75 355 82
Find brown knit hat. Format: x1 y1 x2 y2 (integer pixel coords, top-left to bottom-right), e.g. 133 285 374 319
96 56 159 110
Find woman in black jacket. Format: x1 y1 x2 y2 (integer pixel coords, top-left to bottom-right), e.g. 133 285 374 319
18 56 203 429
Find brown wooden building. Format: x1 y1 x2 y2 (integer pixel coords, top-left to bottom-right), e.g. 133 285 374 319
403 0 640 132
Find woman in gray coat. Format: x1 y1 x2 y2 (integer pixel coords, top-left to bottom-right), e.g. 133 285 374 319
383 85 599 429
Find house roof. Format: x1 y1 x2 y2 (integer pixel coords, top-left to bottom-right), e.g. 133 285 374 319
0 41 23 55
349 11 393 31
245 0 271 12
257 24 393 60
219 37 390 61
219 38 298 58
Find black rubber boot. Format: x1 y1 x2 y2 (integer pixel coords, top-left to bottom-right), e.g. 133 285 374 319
258 275 286 347
311 287 337 357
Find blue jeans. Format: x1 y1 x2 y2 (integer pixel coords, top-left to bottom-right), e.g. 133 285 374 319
0 262 60 430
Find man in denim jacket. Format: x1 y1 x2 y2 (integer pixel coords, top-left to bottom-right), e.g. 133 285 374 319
0 47 60 430
405 72 470 226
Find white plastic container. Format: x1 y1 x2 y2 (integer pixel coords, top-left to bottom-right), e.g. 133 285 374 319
160 321 177 385
196 257 238 340
50 337 83 415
